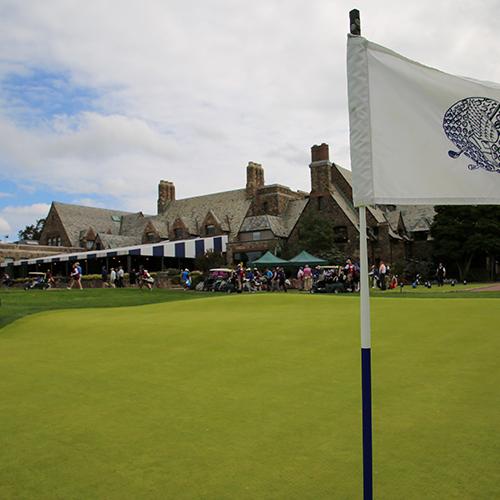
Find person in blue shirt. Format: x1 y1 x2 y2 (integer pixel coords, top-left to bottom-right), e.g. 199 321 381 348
181 268 190 288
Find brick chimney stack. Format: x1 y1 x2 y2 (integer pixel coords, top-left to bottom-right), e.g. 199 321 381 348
157 180 175 214
246 162 265 197
310 143 332 194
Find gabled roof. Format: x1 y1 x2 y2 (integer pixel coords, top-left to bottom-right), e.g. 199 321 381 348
398 206 436 232
52 202 133 247
159 189 251 239
144 216 169 238
120 212 149 237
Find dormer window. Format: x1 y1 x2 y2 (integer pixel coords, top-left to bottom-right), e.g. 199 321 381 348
174 228 183 239
146 232 156 242
205 224 216 236
86 239 94 250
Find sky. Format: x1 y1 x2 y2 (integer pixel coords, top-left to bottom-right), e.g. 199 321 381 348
0 0 498 240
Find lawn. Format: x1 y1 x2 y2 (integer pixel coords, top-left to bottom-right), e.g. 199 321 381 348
0 293 499 499
0 288 203 329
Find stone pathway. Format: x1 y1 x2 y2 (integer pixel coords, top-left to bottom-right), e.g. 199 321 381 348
470 283 500 292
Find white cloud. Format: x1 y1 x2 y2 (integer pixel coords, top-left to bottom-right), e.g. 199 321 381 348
0 216 11 234
0 192 13 198
0 0 498 214
0 203 50 240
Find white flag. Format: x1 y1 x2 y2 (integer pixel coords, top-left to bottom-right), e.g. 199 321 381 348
347 35 500 206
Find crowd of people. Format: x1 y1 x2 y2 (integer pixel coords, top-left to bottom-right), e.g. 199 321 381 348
0 258 454 293
100 265 155 290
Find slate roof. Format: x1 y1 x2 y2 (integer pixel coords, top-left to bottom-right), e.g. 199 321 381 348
239 198 308 238
53 202 133 247
398 206 436 232
384 210 404 233
97 234 142 249
335 164 435 233
158 189 252 239
120 212 150 237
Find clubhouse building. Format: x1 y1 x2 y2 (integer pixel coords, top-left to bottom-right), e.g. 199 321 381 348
2 143 435 275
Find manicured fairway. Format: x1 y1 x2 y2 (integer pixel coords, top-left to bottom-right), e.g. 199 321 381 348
0 294 499 499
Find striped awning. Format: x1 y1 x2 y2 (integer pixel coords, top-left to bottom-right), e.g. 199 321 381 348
1 235 227 267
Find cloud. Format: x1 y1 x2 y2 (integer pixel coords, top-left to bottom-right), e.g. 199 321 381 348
0 216 11 234
0 192 13 198
0 203 50 240
0 0 498 217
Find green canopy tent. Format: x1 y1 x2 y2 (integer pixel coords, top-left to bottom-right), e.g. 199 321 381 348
250 251 290 267
288 250 328 266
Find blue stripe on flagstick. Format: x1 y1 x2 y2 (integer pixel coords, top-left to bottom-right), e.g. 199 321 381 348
361 347 373 500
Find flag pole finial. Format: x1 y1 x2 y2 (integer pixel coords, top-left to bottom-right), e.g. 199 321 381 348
349 9 361 35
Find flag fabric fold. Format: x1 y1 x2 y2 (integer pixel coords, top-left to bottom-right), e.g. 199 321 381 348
347 34 500 206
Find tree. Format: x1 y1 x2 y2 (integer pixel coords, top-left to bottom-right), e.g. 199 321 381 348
431 206 500 280
194 250 226 272
283 212 345 263
17 218 45 241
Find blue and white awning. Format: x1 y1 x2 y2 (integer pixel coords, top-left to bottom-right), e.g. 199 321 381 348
1 235 227 267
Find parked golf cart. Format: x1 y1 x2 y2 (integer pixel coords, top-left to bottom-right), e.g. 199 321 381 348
202 268 234 292
24 272 50 291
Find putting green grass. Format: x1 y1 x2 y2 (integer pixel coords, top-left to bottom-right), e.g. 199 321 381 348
1 294 499 499
0 288 203 329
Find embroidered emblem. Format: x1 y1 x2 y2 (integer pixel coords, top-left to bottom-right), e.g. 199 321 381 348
443 97 500 173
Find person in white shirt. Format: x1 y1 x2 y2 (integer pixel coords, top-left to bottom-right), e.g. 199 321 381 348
116 266 125 288
109 268 116 288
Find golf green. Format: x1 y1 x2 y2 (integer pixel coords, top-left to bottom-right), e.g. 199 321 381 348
0 294 498 499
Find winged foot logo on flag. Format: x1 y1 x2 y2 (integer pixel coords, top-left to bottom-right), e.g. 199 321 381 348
443 97 500 174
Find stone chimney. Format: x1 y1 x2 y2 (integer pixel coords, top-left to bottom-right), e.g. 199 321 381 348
157 180 175 214
246 162 265 197
310 143 332 194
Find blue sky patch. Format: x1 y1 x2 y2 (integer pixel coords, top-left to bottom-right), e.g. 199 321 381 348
1 68 99 127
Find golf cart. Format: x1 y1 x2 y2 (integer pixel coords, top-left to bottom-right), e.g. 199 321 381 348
204 268 234 292
312 265 345 293
24 272 50 291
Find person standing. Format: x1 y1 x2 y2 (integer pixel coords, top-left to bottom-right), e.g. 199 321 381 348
303 264 312 292
129 268 137 286
297 267 304 290
378 260 387 290
142 269 154 290
101 265 109 287
109 267 116 288
278 267 287 292
181 268 190 289
436 263 446 287
116 266 125 288
46 269 56 288
67 262 83 290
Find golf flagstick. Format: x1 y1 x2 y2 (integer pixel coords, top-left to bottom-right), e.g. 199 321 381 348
349 9 373 500
359 205 373 500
